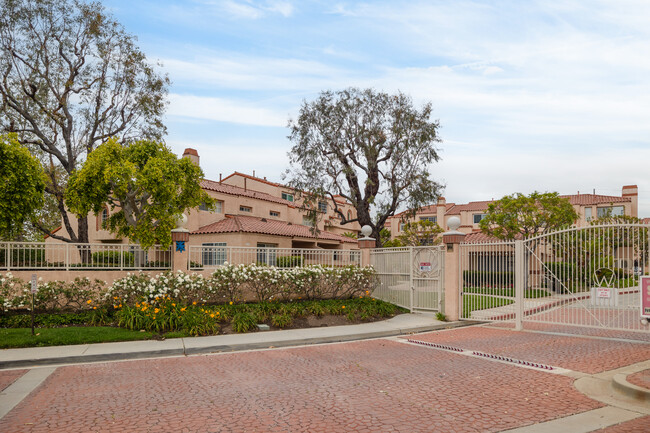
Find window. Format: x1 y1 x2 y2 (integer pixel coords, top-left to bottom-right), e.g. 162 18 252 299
303 216 314 227
101 208 109 224
240 205 252 213
473 214 487 224
256 243 277 265
585 207 592 221
347 210 352 221
318 201 327 213
199 201 223 213
282 192 294 202
202 243 227 266
597 206 624 218
270 210 280 217
399 223 405 232
420 216 437 223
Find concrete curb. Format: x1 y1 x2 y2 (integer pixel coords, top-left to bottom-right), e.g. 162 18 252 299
612 373 650 403
0 319 477 370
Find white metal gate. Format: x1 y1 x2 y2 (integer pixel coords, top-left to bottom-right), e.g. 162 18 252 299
460 223 649 334
370 246 444 312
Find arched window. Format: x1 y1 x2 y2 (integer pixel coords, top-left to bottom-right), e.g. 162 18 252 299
347 210 352 221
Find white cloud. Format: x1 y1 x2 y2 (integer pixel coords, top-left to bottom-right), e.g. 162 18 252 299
167 94 287 127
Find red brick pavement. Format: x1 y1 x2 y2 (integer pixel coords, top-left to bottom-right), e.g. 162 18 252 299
626 369 650 390
405 326 650 374
0 339 601 433
0 369 27 392
594 415 650 432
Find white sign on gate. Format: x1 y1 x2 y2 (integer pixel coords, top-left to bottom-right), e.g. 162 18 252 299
419 262 431 272
596 287 611 298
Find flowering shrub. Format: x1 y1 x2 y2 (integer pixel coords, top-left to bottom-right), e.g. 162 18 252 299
105 270 211 306
1 266 377 314
1 273 105 312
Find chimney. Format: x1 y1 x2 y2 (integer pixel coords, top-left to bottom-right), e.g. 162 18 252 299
437 196 446 206
182 148 200 167
622 185 638 218
244 177 247 191
219 173 222 183
253 170 256 177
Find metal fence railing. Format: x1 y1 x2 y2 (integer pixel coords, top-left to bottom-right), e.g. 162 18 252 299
188 246 362 270
0 242 172 271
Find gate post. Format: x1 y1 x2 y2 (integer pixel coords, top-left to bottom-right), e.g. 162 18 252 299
357 225 376 267
171 214 190 273
442 217 465 321
515 240 525 330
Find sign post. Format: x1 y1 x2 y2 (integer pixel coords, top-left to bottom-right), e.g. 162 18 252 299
30 274 37 336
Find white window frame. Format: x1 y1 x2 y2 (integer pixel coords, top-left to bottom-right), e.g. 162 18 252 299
282 192 294 202
240 205 252 213
473 214 487 224
202 242 227 266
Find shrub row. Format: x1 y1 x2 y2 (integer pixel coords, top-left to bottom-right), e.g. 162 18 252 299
1 264 377 314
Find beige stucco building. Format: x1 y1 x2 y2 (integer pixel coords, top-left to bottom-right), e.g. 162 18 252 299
47 148 361 251
386 185 640 242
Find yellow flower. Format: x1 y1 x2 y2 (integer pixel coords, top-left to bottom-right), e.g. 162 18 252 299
341 305 346 309
154 308 160 314
172 303 176 307
181 307 186 312
152 316 156 319
86 300 92 304
210 313 215 318
192 301 197 305
229 301 233 305
365 291 370 295
136 303 141 308
216 311 220 315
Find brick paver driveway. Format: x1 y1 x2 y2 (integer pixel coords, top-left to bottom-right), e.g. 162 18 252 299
2 325 648 433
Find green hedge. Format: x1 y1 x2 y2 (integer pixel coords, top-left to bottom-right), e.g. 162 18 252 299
276 255 304 268
91 251 134 267
0 248 46 267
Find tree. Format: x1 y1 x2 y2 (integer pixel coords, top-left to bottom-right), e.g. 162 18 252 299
479 191 578 240
65 139 212 248
287 88 443 247
0 133 45 239
0 0 169 244
392 219 444 247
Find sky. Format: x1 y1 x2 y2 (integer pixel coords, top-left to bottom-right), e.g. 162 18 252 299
103 0 650 217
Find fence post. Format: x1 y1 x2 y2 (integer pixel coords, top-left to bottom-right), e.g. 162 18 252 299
357 225 376 267
515 240 525 330
120 244 124 271
5 242 9 270
65 244 69 271
409 247 414 312
171 214 190 273
442 217 465 321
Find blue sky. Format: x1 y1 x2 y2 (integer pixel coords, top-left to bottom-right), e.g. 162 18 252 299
104 0 650 217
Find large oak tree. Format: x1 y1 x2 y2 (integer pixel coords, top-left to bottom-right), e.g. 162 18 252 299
0 0 169 244
286 88 443 246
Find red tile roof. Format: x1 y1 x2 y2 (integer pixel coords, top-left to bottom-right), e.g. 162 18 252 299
220 171 282 187
201 179 295 207
446 200 493 215
561 193 630 206
193 215 358 243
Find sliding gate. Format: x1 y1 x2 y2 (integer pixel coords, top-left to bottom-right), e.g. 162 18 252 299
460 223 649 334
370 246 444 312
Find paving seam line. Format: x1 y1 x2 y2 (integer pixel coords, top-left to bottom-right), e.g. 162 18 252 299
0 367 57 421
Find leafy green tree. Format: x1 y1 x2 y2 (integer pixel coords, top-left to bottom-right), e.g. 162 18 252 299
388 219 444 247
479 191 578 240
66 139 212 248
287 88 443 247
0 0 169 244
0 133 45 239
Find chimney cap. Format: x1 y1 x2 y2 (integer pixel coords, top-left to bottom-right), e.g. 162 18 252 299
183 148 199 157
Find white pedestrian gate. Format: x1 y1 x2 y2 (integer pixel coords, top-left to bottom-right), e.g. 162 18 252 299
370 246 445 312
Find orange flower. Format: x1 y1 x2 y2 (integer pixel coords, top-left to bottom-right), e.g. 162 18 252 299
181 307 186 312
172 303 176 307
93 306 97 310
86 300 92 304
154 308 160 314
229 301 233 305
192 301 197 305
210 313 215 318
341 305 346 309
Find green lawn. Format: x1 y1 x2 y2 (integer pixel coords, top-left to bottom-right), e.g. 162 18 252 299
462 294 514 318
0 327 171 349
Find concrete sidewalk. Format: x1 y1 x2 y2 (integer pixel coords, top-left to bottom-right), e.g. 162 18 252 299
0 314 472 369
